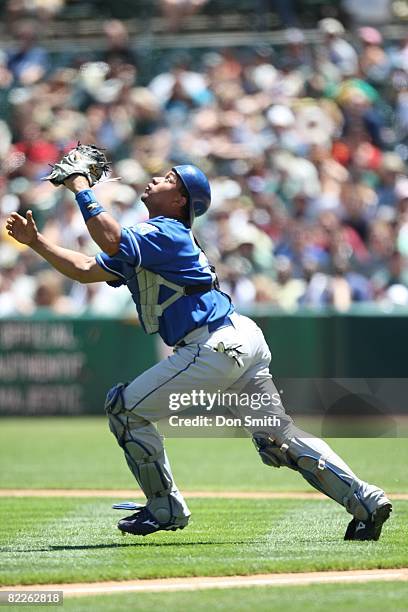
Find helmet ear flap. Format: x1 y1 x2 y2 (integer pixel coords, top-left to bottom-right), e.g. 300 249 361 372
194 200 208 217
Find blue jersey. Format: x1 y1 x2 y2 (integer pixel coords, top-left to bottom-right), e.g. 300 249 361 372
96 216 233 346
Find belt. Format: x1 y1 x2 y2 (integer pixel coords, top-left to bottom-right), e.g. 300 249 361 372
208 314 233 333
183 281 217 296
176 315 233 348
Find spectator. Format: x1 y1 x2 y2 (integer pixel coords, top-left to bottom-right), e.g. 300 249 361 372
159 0 209 33
318 18 358 77
33 270 75 314
268 255 306 310
342 0 392 26
376 152 406 207
102 19 137 68
358 27 390 84
1 13 407 316
7 20 49 85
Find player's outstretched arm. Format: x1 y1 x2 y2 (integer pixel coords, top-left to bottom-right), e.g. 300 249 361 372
64 175 122 256
6 210 118 284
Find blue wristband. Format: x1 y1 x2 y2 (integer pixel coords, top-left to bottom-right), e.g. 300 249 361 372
75 189 106 223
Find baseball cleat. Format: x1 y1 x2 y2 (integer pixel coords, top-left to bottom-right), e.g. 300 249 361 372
344 503 392 541
117 506 189 536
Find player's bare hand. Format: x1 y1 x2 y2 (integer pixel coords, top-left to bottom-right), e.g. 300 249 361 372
6 210 39 246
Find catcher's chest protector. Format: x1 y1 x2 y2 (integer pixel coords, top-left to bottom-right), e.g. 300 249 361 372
136 267 187 334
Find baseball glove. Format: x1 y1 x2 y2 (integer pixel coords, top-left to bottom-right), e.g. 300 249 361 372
42 142 111 187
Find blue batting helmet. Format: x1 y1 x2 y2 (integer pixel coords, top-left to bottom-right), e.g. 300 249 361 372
173 164 211 225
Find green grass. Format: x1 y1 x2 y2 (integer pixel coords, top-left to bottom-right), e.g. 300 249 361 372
0 497 407 586
60 582 408 612
0 418 407 492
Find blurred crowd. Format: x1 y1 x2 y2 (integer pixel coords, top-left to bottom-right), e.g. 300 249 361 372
1 11 408 317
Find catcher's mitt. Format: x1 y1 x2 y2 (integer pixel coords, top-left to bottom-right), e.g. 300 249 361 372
42 143 111 187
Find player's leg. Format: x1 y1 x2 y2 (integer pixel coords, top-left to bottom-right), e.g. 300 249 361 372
225 315 392 541
105 382 190 535
251 415 392 540
105 322 254 535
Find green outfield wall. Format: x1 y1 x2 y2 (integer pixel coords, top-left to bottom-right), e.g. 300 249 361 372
251 307 408 378
0 308 407 416
0 315 157 416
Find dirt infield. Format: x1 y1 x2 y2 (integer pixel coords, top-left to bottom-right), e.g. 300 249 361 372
1 569 407 597
1 489 408 500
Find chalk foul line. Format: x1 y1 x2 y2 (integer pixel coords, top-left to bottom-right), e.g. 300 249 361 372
1 569 408 597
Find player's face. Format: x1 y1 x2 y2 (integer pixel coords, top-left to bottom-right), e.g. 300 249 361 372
141 170 186 218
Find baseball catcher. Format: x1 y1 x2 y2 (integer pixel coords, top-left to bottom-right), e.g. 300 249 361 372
6 146 392 541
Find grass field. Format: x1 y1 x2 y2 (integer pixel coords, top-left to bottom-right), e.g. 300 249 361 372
1 418 408 491
1 496 407 585
0 417 407 609
60 582 408 612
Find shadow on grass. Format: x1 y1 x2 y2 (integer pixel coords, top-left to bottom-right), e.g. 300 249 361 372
1 540 252 553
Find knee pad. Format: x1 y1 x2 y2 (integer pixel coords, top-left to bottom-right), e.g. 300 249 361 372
105 382 128 416
252 432 369 520
252 432 293 468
